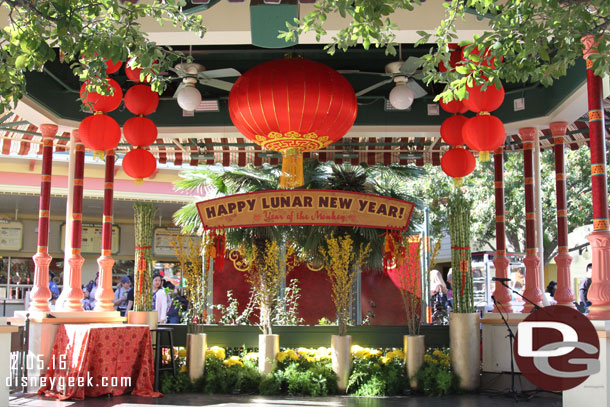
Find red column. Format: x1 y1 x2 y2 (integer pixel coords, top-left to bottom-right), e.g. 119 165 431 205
29 124 58 313
94 150 116 311
549 122 575 307
582 35 610 320
519 128 544 312
492 147 513 312
63 130 85 311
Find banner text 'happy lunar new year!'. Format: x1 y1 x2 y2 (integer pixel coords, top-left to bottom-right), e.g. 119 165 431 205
196 190 415 231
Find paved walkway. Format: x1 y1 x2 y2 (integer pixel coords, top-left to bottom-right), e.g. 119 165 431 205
9 392 562 407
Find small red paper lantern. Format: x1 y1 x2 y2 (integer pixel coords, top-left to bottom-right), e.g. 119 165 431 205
105 59 123 74
122 148 157 183
440 115 468 146
124 84 159 115
463 83 505 113
439 43 462 73
125 61 157 82
462 114 506 161
440 96 468 114
123 116 158 147
80 79 123 113
441 147 476 186
461 45 499 69
78 114 121 155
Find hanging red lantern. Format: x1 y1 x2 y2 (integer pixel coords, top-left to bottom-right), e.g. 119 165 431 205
80 79 123 113
461 45 499 69
78 114 121 156
123 116 158 147
229 58 357 188
122 148 157 184
124 84 159 115
463 83 504 113
440 115 468 146
439 43 462 73
105 59 123 74
440 96 468 114
441 147 476 187
462 114 506 162
125 61 157 83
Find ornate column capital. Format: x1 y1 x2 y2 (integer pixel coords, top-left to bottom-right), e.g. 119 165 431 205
39 124 58 140
71 129 82 145
519 127 538 143
549 122 568 137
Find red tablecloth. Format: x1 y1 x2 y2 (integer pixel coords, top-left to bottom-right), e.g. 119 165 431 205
39 324 162 400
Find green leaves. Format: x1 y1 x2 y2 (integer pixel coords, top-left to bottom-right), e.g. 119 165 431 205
0 0 206 114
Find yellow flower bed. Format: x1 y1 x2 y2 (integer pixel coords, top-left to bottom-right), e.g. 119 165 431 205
208 346 226 360
223 355 244 367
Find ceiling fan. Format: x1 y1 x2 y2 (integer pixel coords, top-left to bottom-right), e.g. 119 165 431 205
170 63 241 111
340 56 428 110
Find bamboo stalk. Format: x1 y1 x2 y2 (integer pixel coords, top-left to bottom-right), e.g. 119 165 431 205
134 203 157 312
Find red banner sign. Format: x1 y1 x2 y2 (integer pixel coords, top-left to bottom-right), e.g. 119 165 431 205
196 189 415 231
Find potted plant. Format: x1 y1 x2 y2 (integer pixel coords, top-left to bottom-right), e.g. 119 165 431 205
128 203 158 328
384 233 424 388
447 192 480 391
170 233 209 382
320 233 371 392
241 239 292 374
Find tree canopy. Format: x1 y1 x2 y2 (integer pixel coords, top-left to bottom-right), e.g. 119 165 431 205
0 0 205 113
283 0 610 102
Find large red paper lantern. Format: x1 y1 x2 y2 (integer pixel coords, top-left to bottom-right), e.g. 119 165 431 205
80 79 123 113
229 58 357 188
462 114 506 161
440 115 468 146
124 84 159 115
440 96 468 114
463 83 505 113
122 148 157 183
441 147 476 186
78 114 121 155
123 116 157 147
105 59 123 74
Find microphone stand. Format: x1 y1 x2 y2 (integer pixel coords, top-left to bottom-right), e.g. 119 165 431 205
494 279 542 312
488 295 530 401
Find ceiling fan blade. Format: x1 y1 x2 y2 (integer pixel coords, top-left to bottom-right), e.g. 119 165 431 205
406 80 428 99
199 68 241 79
199 78 234 91
172 82 187 99
411 71 424 81
338 70 389 77
355 78 393 97
168 67 184 76
400 56 423 75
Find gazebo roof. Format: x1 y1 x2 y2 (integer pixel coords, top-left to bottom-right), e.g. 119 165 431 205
1 1 608 168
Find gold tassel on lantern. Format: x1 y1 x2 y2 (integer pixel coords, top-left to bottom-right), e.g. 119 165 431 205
479 151 490 162
279 147 304 189
453 177 463 188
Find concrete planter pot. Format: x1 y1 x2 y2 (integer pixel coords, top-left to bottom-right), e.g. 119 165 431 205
187 333 207 382
127 310 158 329
405 334 425 389
450 312 481 391
331 335 352 393
258 334 279 375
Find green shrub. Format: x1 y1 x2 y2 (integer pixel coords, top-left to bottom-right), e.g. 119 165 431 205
159 371 193 394
347 352 407 396
415 348 459 396
200 354 262 394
